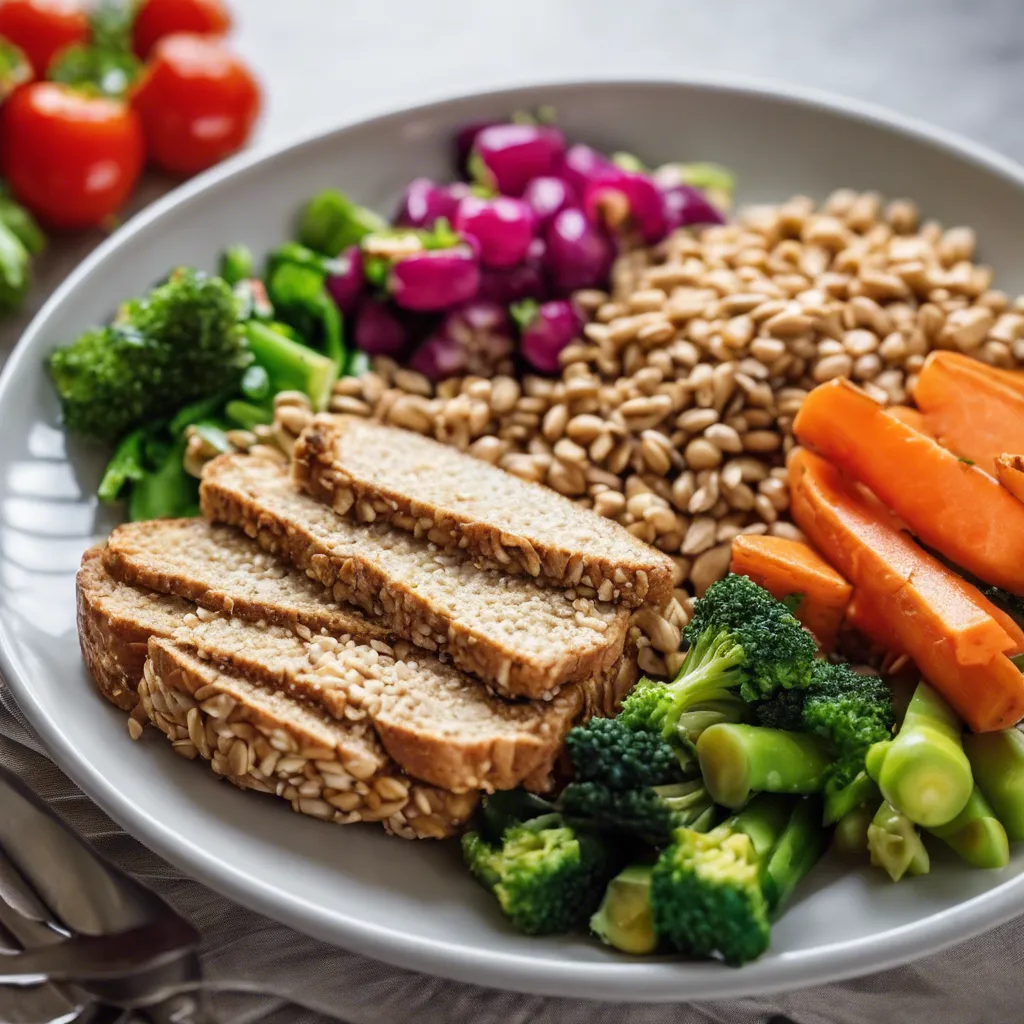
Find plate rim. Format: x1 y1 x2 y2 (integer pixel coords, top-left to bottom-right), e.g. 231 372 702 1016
4 73 1024 1001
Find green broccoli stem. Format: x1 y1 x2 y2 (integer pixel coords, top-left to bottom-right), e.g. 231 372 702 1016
867 800 930 882
963 729 1024 841
866 682 973 828
590 865 658 955
97 428 146 503
676 695 749 748
224 400 273 431
724 792 795 858
928 786 1009 870
220 244 254 286
127 438 199 522
761 797 826 914
832 803 878 859
244 321 338 411
696 723 833 810
823 771 880 826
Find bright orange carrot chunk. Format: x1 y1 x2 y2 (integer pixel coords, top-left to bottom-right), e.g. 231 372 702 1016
922 351 1024 399
845 589 906 656
789 448 1024 732
886 405 932 436
730 534 851 652
996 453 1024 504
794 377 1024 596
913 351 1024 473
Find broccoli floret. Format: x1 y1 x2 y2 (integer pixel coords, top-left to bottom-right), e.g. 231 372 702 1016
48 269 249 442
462 813 611 935
618 575 815 757
755 661 895 823
565 717 687 790
560 779 715 843
651 795 825 965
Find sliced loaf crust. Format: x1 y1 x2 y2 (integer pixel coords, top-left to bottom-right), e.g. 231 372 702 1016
104 518 388 642
172 613 637 793
294 415 675 608
77 547 193 710
201 453 629 700
141 641 476 839
79 550 636 793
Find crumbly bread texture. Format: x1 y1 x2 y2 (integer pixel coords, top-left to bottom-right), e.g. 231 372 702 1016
103 518 388 642
172 612 636 793
293 415 675 609
140 640 477 839
79 547 636 793
201 453 630 700
76 547 193 711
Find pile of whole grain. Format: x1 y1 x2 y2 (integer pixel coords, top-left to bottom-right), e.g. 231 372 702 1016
218 189 1024 675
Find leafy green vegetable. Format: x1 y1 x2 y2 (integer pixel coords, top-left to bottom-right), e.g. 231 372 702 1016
298 189 386 257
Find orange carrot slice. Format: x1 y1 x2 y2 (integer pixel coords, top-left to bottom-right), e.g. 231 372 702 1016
913 351 1024 472
996 453 1024 504
920 351 1024 399
789 448 1024 732
794 377 1024 596
886 405 932 436
845 589 906 656
730 534 851 652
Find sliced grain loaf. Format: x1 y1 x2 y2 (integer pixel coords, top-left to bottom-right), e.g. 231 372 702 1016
103 518 388 642
77 547 194 711
172 613 636 793
201 452 630 700
79 549 636 792
141 641 476 839
293 415 675 608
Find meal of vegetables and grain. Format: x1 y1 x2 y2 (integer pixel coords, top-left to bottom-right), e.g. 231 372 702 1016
51 105 1024 966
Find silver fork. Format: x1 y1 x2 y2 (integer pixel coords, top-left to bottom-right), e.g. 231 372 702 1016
0 765 218 1022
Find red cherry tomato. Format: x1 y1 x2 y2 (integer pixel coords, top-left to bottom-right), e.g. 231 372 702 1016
0 0 88 76
132 0 231 59
131 33 260 177
0 82 144 229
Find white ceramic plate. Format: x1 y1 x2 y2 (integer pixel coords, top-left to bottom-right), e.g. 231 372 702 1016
4 79 1024 1002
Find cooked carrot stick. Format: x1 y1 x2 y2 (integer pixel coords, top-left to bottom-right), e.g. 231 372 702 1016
730 534 851 652
845 589 906 656
886 406 932 436
794 377 1024 596
913 351 1024 472
972 585 1024 656
789 448 1024 732
996 453 1024 504
920 351 1024 399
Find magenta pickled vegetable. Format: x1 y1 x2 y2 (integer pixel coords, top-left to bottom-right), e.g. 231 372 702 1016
544 208 613 293
394 178 468 229
388 245 481 311
470 123 566 197
662 183 726 230
519 299 583 374
353 299 408 357
585 170 667 243
478 260 546 304
522 175 577 230
325 245 365 316
410 300 514 381
454 195 536 269
561 143 616 195
455 119 497 178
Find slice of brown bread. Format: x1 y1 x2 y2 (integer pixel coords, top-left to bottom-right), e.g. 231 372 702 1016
77 547 193 711
103 518 388 642
293 415 675 608
141 641 477 839
201 453 630 700
172 613 637 794
78 549 637 793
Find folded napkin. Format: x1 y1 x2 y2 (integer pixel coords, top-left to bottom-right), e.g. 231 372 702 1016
1 683 1021 1024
